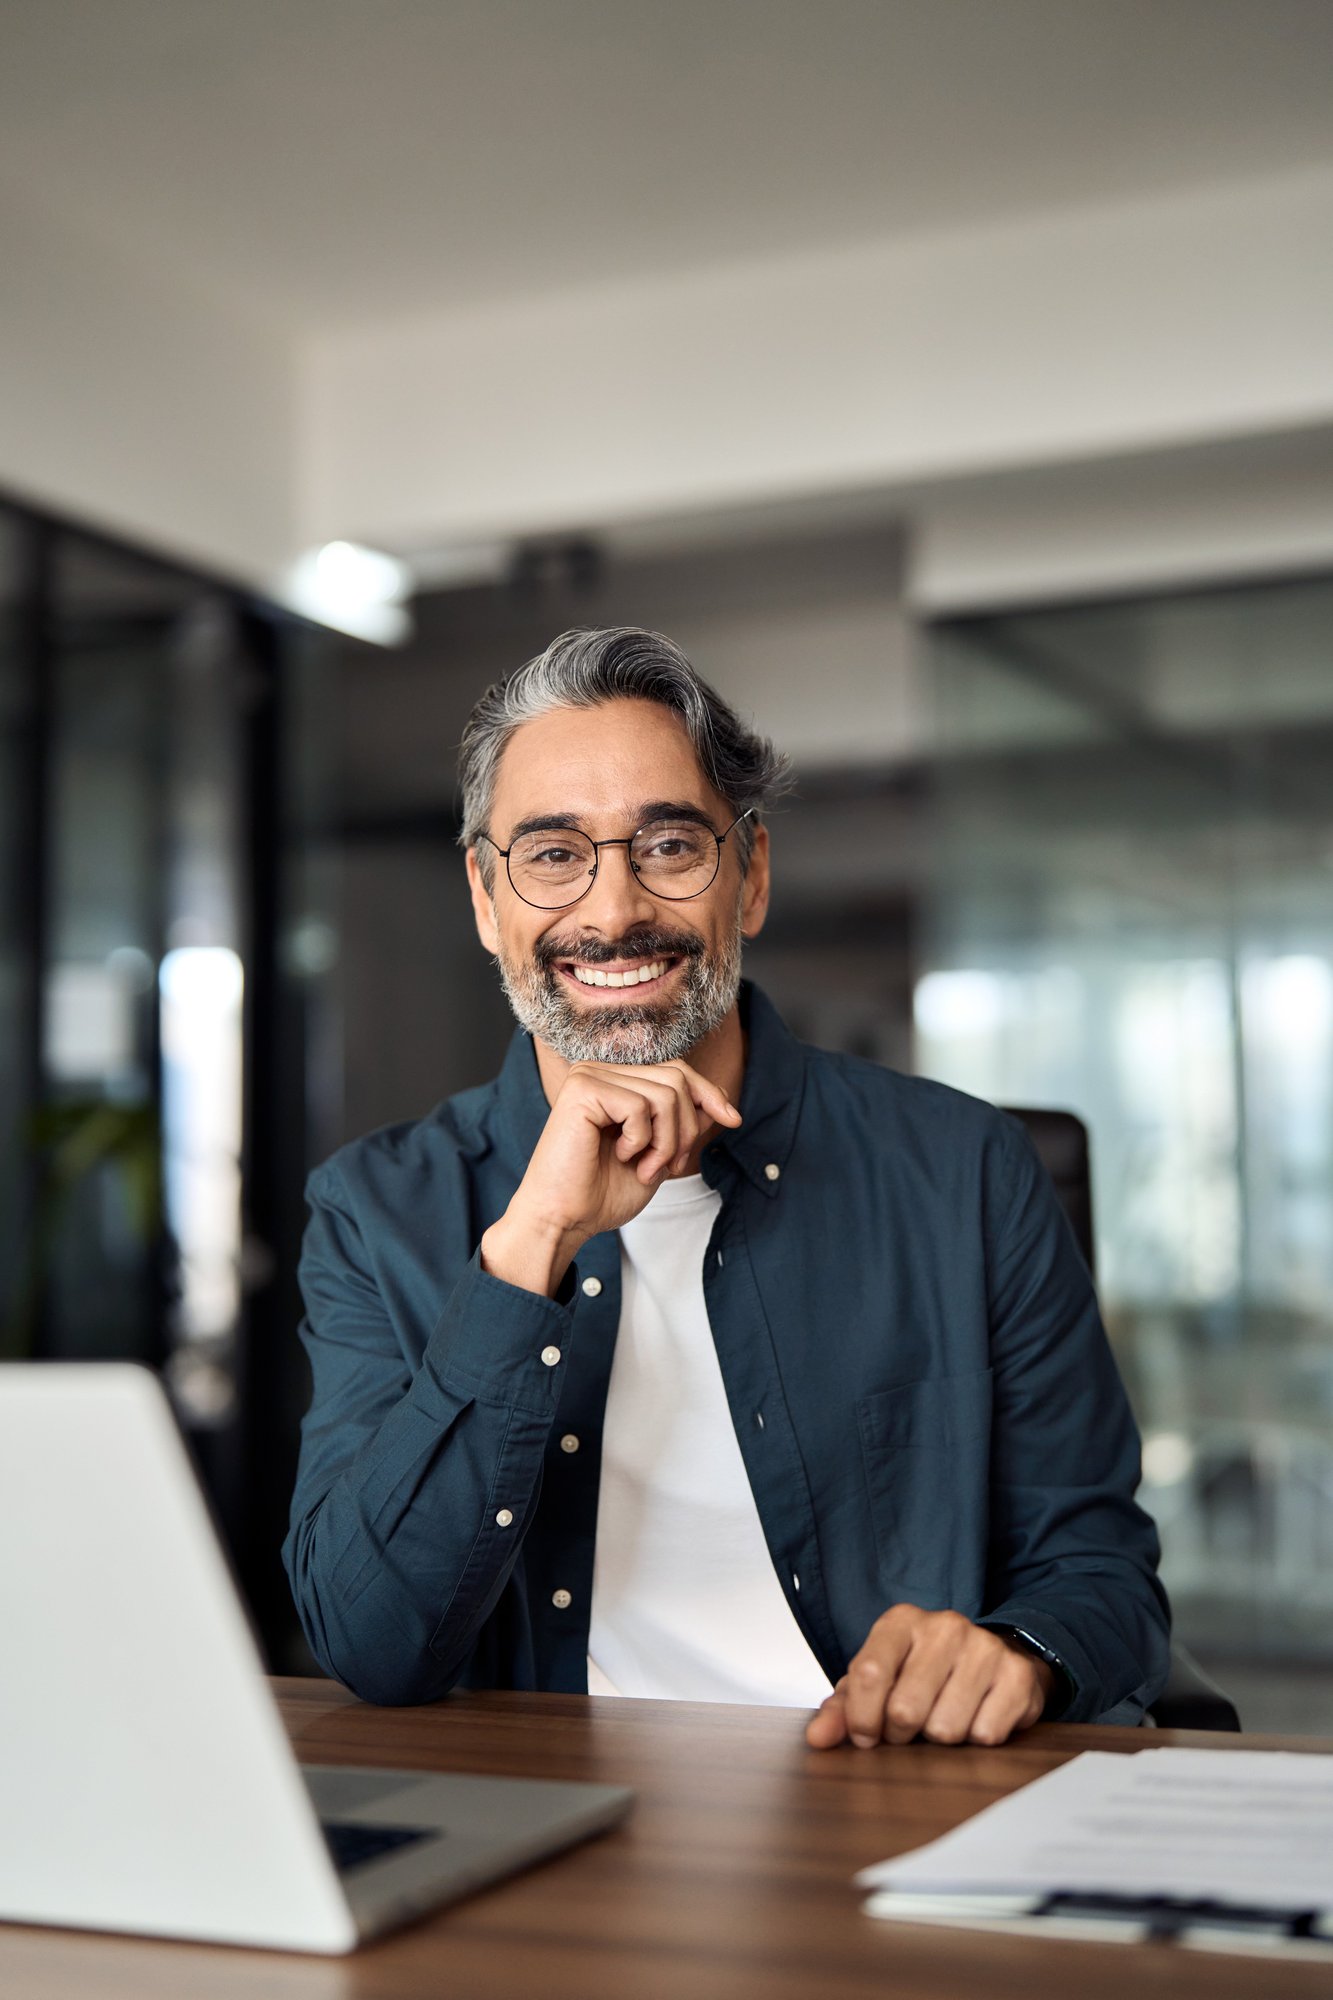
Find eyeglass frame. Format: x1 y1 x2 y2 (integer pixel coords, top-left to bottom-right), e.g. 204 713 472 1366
475 807 754 910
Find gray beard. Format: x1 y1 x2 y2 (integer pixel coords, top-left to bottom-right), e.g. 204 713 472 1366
496 921 744 1066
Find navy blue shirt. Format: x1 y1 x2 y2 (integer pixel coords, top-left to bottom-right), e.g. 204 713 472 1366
285 983 1169 1721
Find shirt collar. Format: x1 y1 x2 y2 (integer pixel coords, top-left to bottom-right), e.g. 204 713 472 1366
717 981 806 1197
493 1015 557 1179
492 979 806 1198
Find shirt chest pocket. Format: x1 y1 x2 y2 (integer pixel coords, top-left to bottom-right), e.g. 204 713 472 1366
856 1368 993 1615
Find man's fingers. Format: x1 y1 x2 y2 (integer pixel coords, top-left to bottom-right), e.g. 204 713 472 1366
805 1678 850 1749
594 1089 653 1162
570 1060 739 1160
878 1639 959 1746
658 1060 742 1128
578 1067 716 1177
613 1118 653 1165
842 1610 918 1746
845 1609 996 1747
632 1077 698 1178
628 1060 737 1138
828 1611 1053 1753
919 1647 997 1745
966 1654 1046 1745
585 1077 681 1176
966 1675 1032 1747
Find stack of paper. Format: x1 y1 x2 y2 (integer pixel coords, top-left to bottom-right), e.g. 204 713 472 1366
858 1748 1333 1957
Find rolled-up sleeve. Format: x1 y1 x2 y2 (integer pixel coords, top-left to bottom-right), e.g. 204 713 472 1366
283 1164 573 1705
976 1120 1171 1723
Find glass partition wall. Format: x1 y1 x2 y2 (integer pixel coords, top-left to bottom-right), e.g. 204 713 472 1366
40 542 230 1376
0 514 38 1328
0 503 338 1668
919 579 1333 1708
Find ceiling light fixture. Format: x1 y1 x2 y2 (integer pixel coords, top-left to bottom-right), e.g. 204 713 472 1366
281 540 413 646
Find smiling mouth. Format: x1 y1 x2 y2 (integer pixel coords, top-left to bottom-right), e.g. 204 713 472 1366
559 956 680 992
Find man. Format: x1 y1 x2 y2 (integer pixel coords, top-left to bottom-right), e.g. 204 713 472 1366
285 626 1169 1747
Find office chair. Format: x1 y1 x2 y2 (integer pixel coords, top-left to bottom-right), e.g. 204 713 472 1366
1002 1106 1242 1733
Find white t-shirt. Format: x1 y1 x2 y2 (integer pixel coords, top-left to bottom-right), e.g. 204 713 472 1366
586 1173 831 1706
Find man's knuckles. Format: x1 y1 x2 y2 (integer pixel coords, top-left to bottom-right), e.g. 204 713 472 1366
992 1646 1041 1698
922 1711 971 1745
872 1604 970 1643
868 1605 916 1644
916 1612 976 1661
885 1683 934 1731
956 1712 1008 1744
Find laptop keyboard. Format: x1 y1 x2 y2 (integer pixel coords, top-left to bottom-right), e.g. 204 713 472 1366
321 1821 435 1872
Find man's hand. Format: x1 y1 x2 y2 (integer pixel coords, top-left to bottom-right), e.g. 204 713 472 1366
805 1605 1055 1750
480 1059 741 1296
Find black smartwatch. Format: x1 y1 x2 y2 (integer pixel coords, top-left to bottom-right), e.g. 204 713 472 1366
993 1625 1073 1716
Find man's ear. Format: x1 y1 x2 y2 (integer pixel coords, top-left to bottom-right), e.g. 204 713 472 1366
466 847 501 955
740 822 771 941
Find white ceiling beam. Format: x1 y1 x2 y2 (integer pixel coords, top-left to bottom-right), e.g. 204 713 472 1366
303 167 1333 575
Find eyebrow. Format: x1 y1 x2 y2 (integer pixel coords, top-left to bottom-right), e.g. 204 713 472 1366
505 800 720 844
505 812 585 844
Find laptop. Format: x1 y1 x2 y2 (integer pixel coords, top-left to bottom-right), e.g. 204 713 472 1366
0 1363 632 1953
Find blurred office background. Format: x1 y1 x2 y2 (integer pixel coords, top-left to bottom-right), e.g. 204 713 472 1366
3 1 1333 1730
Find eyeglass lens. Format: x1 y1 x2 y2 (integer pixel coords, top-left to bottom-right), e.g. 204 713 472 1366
507 821 720 907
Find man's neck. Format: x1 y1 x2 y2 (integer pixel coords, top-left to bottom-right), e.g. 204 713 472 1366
533 1003 747 1174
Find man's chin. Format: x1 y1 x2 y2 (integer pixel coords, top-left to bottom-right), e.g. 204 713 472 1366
566 993 672 1029
497 944 740 1068
550 994 691 1065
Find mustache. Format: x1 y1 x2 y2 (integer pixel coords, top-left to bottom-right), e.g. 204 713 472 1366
534 926 706 970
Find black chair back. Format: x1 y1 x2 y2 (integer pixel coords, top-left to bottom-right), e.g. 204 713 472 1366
1002 1106 1095 1274
999 1103 1241 1732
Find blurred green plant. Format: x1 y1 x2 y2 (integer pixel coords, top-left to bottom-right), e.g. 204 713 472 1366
2 1098 162 1360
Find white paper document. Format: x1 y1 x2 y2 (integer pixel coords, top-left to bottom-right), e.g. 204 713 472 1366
858 1748 1333 1947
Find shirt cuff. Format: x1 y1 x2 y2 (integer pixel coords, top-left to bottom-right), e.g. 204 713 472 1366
423 1247 576 1415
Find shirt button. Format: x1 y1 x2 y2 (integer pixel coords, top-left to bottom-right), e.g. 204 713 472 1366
540 1344 562 1367
495 1508 514 1528
764 1162 781 1182
581 1275 603 1298
552 1588 572 1610
560 1433 580 1454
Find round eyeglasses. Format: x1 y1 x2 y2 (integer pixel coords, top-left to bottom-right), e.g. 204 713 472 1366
477 808 753 911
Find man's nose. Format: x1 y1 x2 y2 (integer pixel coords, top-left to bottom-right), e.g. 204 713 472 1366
578 842 660 931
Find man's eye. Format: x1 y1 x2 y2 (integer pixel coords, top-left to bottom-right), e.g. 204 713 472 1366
532 845 579 866
638 828 709 862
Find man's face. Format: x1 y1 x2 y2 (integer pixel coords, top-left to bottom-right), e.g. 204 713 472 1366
466 698 769 1065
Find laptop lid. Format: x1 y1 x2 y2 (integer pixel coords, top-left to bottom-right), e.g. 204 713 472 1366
0 1363 357 1952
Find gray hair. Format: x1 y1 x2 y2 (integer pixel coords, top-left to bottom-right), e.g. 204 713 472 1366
458 627 792 885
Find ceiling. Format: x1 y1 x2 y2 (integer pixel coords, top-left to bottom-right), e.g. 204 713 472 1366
3 0 1333 331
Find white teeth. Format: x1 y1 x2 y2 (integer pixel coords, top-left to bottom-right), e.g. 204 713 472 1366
572 959 667 988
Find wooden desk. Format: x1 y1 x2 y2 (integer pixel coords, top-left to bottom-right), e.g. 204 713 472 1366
4 1678 1330 1998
